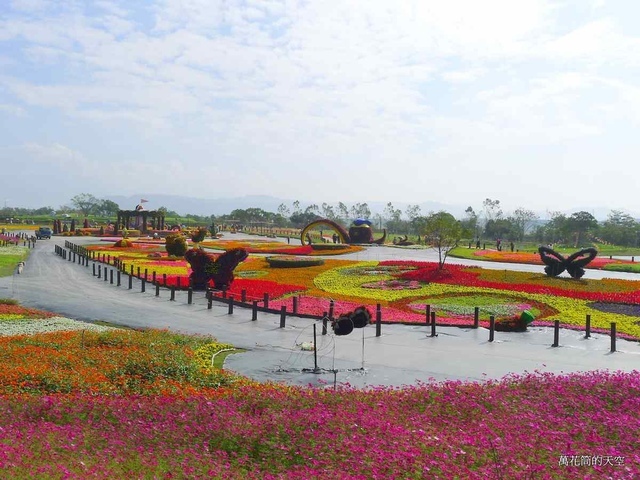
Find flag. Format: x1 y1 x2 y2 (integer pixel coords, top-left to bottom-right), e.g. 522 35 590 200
140 198 149 203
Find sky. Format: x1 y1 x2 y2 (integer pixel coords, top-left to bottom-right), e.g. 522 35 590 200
1 0 640 216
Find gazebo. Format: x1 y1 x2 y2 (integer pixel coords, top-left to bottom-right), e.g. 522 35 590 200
115 209 165 234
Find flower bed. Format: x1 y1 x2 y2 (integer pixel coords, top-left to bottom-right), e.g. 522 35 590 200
84 244 640 339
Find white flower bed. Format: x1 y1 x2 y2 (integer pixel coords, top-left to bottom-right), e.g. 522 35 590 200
0 245 28 256
0 316 120 336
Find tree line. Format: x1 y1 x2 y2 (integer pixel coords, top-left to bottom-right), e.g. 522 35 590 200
3 194 639 248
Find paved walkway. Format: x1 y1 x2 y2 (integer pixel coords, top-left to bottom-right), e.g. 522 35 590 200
1 235 638 389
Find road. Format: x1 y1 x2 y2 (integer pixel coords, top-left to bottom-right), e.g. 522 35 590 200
1 234 638 389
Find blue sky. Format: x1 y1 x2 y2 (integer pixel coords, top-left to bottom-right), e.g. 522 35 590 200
1 0 640 216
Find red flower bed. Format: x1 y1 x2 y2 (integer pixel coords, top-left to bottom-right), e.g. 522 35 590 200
387 261 640 304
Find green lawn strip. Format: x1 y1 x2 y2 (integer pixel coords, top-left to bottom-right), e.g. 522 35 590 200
0 248 30 277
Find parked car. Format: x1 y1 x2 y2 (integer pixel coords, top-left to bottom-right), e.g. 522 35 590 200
35 226 52 239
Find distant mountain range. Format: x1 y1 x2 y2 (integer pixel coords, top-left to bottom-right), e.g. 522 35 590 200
106 194 639 221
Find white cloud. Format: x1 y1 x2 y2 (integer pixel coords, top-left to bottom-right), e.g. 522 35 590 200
2 1 640 211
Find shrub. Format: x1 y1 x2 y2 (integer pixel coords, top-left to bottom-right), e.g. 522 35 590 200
266 256 325 268
166 233 188 257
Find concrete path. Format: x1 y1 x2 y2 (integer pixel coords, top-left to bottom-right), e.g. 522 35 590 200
1 235 638 390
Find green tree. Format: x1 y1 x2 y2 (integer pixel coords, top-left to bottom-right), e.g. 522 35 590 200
423 211 462 269
383 202 403 233
599 210 639 247
70 193 99 217
509 207 539 241
337 202 350 223
95 199 120 217
460 206 478 239
567 211 598 247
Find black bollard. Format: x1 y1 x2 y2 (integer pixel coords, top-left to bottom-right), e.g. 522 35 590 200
152 271 157 284
141 278 146 293
611 322 616 353
474 307 480 328
552 320 560 347
252 300 258 321
263 292 269 309
117 270 121 286
128 275 133 290
144 268 148 281
489 315 495 342
110 269 113 284
279 305 286 328
293 296 298 314
92 263 96 276
375 304 382 337
425 304 431 325
103 268 107 282
430 311 437 337
188 288 193 305
170 287 175 301
156 283 160 297
130 265 133 276
97 265 101 279
228 296 234 314
207 290 212 309
585 314 591 338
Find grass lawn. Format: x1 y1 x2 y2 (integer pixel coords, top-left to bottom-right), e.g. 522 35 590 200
0 245 29 276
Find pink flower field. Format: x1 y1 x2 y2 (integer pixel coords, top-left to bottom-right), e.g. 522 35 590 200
0 371 638 479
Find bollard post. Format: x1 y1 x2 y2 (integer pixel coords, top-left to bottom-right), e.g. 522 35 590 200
375 304 382 337
489 315 495 342
130 265 134 276
92 263 96 276
104 268 107 282
279 306 286 328
228 296 234 314
144 268 148 281
263 292 269 309
474 307 480 328
552 320 560 347
188 288 193 305
128 274 133 290
207 290 212 309
293 296 298 314
97 265 102 279
430 311 437 337
156 283 160 297
425 304 431 325
585 314 591 339
141 278 146 293
170 287 175 301
152 271 157 284
110 269 113 284
241 289 246 303
252 300 258 320
611 322 616 353
117 270 121 286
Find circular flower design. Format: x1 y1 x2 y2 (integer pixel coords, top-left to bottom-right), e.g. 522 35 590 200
362 280 422 290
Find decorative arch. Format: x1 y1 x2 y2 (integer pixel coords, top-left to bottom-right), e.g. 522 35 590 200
300 219 350 245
